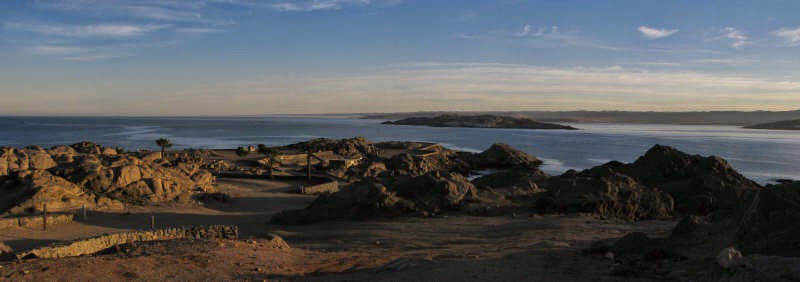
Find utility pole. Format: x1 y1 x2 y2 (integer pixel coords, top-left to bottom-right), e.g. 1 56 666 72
306 149 312 182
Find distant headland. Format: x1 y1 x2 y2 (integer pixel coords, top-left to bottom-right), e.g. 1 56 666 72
744 119 800 130
381 114 577 130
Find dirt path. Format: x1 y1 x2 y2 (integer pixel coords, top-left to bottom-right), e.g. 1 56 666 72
0 178 315 251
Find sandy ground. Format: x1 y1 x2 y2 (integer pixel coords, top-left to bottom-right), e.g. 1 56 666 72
0 178 676 281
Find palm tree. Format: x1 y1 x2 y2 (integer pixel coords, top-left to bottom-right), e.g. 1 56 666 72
155 138 173 161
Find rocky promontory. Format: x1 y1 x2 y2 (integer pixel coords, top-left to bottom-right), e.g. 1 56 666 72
744 119 800 130
382 114 577 130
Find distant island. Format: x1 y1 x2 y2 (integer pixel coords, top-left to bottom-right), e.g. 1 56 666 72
744 119 800 130
382 114 577 130
360 109 800 126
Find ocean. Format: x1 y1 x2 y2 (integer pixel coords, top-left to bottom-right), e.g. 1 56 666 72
2 116 799 184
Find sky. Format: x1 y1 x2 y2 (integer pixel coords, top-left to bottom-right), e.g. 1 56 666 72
1 0 800 115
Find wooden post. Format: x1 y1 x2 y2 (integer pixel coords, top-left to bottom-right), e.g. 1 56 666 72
151 215 155 230
42 203 47 231
82 204 87 221
306 151 312 182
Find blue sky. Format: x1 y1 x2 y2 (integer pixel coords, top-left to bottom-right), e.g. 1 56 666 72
1 0 799 115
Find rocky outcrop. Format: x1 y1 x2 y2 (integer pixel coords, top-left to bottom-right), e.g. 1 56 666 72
0 147 57 176
537 145 761 220
390 172 479 212
0 170 107 214
70 141 104 155
386 147 470 177
622 145 761 217
285 137 376 158
731 182 800 256
383 114 577 130
272 171 481 225
468 143 543 170
471 169 548 191
538 170 674 220
595 174 800 279
271 182 411 225
0 142 216 215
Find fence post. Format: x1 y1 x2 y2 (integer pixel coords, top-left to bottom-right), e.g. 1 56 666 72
42 203 47 231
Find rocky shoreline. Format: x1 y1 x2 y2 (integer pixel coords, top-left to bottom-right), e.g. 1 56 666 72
382 114 577 130
2 137 799 280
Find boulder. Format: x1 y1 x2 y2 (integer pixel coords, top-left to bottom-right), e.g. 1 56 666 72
0 241 12 260
538 171 674 220
733 182 800 256
27 149 57 170
469 143 542 170
471 169 548 192
101 147 118 156
387 149 469 177
0 170 99 215
70 141 103 155
623 144 761 217
285 137 376 158
141 152 163 163
48 145 77 163
271 182 411 225
717 247 746 270
0 147 57 175
390 172 478 212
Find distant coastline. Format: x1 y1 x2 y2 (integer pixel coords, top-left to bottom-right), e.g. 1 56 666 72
382 114 577 130
744 119 800 130
360 109 800 126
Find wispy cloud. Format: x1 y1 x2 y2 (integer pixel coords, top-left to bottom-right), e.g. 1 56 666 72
6 22 169 38
213 0 388 12
773 27 800 46
4 62 799 115
174 27 225 34
638 26 679 39
716 27 749 48
24 45 89 55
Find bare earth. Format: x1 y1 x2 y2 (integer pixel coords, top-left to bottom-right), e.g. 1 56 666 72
0 178 674 281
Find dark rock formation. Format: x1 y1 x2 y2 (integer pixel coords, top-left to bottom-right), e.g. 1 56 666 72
538 170 675 220
284 137 376 158
538 145 761 220
272 171 481 225
383 114 577 130
468 143 543 170
386 145 470 177
744 119 800 130
271 182 412 225
623 145 761 216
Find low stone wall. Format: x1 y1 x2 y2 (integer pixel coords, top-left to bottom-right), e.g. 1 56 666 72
0 214 75 230
299 180 339 195
17 225 239 259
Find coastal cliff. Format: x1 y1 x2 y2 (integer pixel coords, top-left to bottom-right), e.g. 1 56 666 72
382 114 577 130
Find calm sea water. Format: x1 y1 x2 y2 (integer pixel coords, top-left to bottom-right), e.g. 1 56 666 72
2 116 799 184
